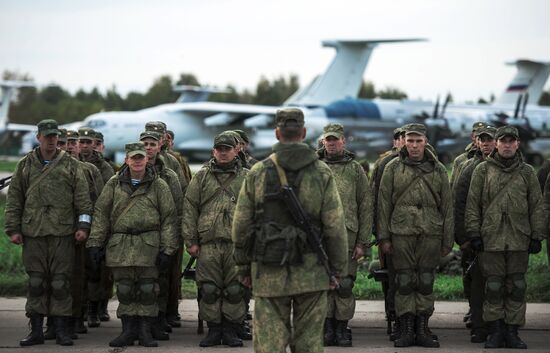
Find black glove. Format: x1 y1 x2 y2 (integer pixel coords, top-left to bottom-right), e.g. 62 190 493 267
156 252 172 272
88 247 104 271
470 237 484 252
528 239 542 254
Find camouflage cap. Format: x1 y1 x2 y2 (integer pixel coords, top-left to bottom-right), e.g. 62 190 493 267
37 119 60 136
476 125 497 138
66 130 79 140
139 130 161 141
393 127 403 139
166 130 175 140
496 125 519 140
472 121 488 133
225 130 243 144
145 121 167 134
125 142 146 157
275 108 304 127
233 129 249 144
323 123 344 139
58 128 67 141
404 123 427 136
78 127 95 140
214 132 237 148
94 131 104 141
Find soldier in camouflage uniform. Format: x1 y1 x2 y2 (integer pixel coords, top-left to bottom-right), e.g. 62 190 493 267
140 130 185 339
378 123 454 348
86 142 178 347
78 127 115 326
318 123 373 347
166 129 192 182
453 125 497 343
5 119 92 346
232 108 348 353
234 129 258 167
93 131 119 172
465 125 545 349
182 131 248 347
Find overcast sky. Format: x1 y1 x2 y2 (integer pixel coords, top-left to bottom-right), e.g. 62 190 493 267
1 0 549 103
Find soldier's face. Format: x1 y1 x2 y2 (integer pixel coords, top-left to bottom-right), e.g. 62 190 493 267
37 133 58 154
67 139 79 157
477 135 496 157
405 133 427 161
79 138 94 156
213 145 237 164
496 136 519 158
57 140 67 150
141 138 160 160
323 136 345 155
94 140 104 153
126 154 148 173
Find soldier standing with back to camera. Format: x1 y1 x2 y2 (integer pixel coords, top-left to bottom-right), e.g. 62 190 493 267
318 123 373 347
465 125 545 349
232 108 348 353
377 123 453 348
5 119 92 347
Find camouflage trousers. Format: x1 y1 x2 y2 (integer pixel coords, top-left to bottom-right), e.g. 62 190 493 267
254 291 327 353
196 240 245 324
71 241 87 318
111 266 159 317
327 253 358 320
461 247 475 301
468 254 486 331
392 235 440 317
87 260 113 302
479 251 529 325
22 235 74 316
166 242 184 316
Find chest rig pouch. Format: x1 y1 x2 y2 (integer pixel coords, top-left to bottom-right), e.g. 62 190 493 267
254 156 310 267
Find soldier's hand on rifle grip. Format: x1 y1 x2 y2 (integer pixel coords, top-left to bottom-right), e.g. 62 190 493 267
187 244 200 257
379 240 393 255
9 233 23 245
352 244 365 260
329 275 341 290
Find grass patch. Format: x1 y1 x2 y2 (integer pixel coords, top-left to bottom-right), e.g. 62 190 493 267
0 160 18 173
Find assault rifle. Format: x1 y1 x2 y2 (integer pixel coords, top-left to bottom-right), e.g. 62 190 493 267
0 175 12 191
182 256 197 281
279 184 340 288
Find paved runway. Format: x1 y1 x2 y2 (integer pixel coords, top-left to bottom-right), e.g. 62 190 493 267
1 298 549 352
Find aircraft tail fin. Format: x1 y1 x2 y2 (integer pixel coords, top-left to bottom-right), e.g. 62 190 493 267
284 38 426 107
0 80 34 129
495 60 550 105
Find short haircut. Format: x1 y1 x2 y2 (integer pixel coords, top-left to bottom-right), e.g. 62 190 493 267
278 124 303 141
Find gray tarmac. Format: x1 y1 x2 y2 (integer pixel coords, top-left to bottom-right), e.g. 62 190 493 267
1 298 549 352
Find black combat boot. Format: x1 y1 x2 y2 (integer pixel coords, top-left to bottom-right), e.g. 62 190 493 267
137 316 158 347
415 314 440 348
335 320 352 347
470 327 488 343
74 315 88 334
484 319 505 349
66 317 78 339
389 316 401 341
166 313 181 328
159 311 172 333
99 300 110 321
54 316 74 346
236 320 252 340
505 324 527 349
464 308 472 329
394 313 415 348
43 316 56 340
20 313 44 346
150 315 169 341
109 316 138 347
221 319 243 347
87 301 100 328
323 318 335 346
199 322 223 347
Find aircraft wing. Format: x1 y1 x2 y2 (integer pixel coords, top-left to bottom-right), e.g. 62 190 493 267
5 123 36 132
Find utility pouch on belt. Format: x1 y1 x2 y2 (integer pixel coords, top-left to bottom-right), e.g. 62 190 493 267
254 222 307 266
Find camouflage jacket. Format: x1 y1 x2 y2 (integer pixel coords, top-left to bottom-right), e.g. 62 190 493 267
161 150 188 191
5 148 92 237
370 148 399 237
377 147 454 249
154 155 184 225
168 149 193 183
465 151 546 251
80 150 115 185
182 158 248 248
232 142 348 297
86 165 178 267
450 142 476 188
318 149 373 249
78 160 105 204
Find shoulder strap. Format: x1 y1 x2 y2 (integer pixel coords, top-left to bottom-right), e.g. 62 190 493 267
25 150 66 197
199 169 239 206
268 153 289 186
485 166 523 215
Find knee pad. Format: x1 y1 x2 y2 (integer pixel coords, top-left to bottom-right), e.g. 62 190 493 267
137 278 158 305
417 270 435 295
50 274 70 300
508 273 526 302
27 272 46 298
396 270 415 296
485 276 504 304
223 281 245 304
336 276 355 298
116 278 135 305
201 282 220 305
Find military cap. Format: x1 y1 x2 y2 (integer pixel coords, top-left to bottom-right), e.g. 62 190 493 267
275 108 304 127
476 125 497 138
323 123 344 139
404 123 427 136
94 131 104 141
139 130 161 141
166 130 175 140
472 121 488 133
393 127 403 139
37 119 60 136
214 132 237 148
78 127 95 140
66 130 79 140
225 130 243 144
125 142 146 157
58 128 68 141
233 129 250 144
496 125 519 140
145 121 167 134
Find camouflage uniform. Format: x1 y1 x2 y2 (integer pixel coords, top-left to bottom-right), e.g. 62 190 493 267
465 126 545 348
232 108 348 353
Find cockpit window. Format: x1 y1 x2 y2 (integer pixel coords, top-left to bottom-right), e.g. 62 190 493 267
86 120 107 128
